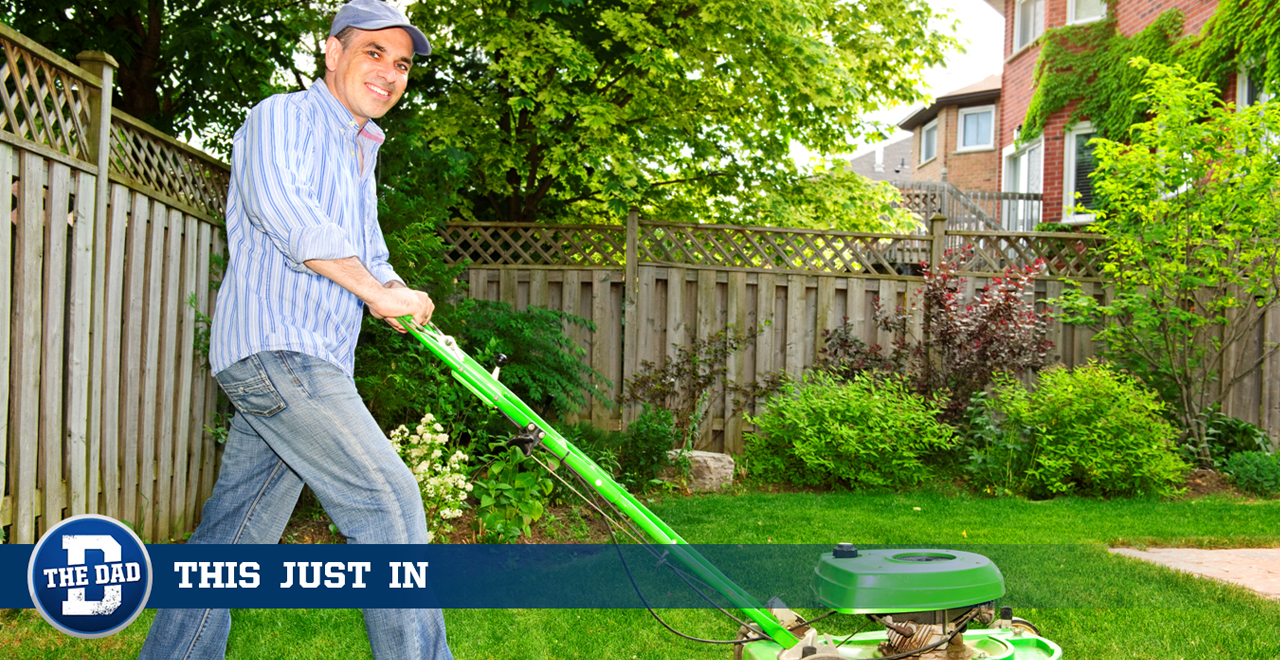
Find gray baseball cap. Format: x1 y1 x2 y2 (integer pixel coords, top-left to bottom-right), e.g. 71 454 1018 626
330 0 432 57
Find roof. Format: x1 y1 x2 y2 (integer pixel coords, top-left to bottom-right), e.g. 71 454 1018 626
897 74 1002 131
982 0 1004 17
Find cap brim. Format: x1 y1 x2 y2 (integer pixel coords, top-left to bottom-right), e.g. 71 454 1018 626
342 19 432 56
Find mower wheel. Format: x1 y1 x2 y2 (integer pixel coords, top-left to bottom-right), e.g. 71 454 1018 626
1010 617 1041 635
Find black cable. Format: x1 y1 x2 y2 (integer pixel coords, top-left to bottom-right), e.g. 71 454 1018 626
833 618 872 649
536 443 843 647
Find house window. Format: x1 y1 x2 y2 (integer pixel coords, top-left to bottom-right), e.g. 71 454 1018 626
1068 0 1106 25
1015 0 1044 51
957 106 995 151
1064 123 1099 223
920 119 938 164
1003 139 1042 232
1237 64 1273 108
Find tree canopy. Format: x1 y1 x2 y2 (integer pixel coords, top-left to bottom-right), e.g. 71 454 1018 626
392 0 958 226
1 0 335 151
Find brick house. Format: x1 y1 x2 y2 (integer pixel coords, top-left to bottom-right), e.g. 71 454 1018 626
993 0 1258 225
897 74 1002 192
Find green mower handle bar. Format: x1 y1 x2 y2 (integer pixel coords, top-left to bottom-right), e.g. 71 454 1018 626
398 316 802 649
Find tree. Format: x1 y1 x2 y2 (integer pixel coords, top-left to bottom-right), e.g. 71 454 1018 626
2 0 335 151
1056 59 1280 465
399 0 958 225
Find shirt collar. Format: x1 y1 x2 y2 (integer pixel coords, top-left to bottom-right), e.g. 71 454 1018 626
309 78 385 144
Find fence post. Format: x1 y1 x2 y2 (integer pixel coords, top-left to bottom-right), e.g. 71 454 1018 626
76 50 117 519
929 213 947 271
621 208 639 427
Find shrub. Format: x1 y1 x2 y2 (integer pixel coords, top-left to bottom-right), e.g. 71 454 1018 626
974 362 1188 498
624 327 788 449
454 301 609 418
883 247 1054 421
1223 451 1280 497
821 248 1053 422
470 446 555 543
1192 408 1273 469
618 405 680 490
388 413 471 543
745 372 956 489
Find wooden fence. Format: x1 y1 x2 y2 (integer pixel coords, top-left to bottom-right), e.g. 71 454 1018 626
446 214 1119 454
1 22 228 544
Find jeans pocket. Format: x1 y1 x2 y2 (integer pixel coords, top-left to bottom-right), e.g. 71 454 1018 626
217 354 287 417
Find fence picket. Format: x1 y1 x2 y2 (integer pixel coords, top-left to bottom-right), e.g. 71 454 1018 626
137 200 167 541
66 170 94 517
41 160 70 535
100 185 130 519
12 151 45 543
0 143 11 527
171 215 198 535
154 207 183 543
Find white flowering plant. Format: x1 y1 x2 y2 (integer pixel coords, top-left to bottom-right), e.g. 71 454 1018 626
389 413 472 543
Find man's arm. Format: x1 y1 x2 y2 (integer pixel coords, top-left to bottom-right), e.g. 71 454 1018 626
304 257 433 332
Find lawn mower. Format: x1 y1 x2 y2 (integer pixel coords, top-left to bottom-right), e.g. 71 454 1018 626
399 317 1063 659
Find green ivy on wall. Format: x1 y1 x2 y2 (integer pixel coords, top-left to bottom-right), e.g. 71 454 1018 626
1022 11 1185 142
1021 1 1279 144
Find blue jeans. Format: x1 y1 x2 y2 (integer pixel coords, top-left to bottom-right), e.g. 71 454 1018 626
139 350 453 660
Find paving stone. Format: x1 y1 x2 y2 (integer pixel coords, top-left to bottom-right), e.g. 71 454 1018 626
1109 547 1280 601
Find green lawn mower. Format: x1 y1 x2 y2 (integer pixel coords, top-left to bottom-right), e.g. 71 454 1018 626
400 317 1063 660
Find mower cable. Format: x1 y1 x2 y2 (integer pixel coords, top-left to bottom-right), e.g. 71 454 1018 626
531 444 831 646
527 451 650 546
831 618 872 649
603 515 764 645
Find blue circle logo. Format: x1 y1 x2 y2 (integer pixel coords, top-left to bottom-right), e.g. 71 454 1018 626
26 514 152 638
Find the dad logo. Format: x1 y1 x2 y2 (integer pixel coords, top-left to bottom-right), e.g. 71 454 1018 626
27 514 152 638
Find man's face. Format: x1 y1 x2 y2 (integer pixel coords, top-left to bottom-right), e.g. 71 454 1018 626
324 27 413 126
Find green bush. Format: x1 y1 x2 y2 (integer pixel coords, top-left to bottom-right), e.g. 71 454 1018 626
1193 408 1273 469
745 372 956 489
973 362 1188 498
1223 451 1280 497
618 405 679 490
470 446 555 543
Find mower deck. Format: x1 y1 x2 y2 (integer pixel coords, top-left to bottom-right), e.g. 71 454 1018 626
740 627 1063 659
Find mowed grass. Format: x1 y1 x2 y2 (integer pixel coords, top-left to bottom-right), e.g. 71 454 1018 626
3 490 1279 659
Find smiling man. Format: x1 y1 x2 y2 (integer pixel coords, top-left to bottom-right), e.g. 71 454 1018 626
137 2 452 659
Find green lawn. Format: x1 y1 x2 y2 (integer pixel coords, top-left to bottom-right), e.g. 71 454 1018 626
3 491 1279 659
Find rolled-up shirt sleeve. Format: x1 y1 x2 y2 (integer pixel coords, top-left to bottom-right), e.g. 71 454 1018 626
237 96 358 272
366 215 403 286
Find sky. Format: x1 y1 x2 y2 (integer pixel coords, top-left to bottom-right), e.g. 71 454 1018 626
796 0 1006 167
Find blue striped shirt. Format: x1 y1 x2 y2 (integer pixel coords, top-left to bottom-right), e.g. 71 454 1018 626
210 80 401 377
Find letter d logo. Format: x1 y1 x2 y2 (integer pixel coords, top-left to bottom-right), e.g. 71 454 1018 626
27 515 152 638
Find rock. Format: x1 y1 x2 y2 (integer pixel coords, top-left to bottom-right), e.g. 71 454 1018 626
662 449 735 492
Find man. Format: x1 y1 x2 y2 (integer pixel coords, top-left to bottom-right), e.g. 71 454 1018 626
139 1 452 658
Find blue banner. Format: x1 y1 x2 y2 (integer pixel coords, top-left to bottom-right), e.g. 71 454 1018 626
1 543 1102 610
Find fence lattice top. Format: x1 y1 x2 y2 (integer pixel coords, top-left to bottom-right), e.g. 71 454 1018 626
639 222 933 275
0 22 231 224
949 231 1109 280
0 27 95 162
442 220 1112 280
443 223 627 267
109 111 230 221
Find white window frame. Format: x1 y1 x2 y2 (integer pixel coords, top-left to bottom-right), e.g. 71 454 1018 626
1237 63 1273 109
956 105 996 152
1014 0 1045 52
1002 138 1043 232
1063 121 1099 224
1066 0 1106 26
920 118 938 165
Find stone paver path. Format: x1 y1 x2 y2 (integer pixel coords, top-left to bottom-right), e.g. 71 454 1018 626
1109 547 1280 601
